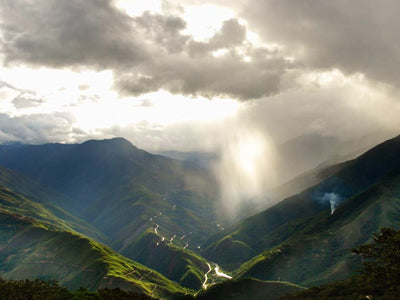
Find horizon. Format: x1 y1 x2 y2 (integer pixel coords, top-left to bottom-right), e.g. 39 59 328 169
1 1 400 152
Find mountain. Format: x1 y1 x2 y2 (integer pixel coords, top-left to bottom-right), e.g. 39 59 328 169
155 151 218 170
274 132 388 184
275 133 341 182
268 160 351 203
121 229 210 290
0 138 221 247
0 165 105 242
2 134 399 297
235 171 400 286
204 135 400 285
0 168 238 297
0 138 226 291
0 185 188 298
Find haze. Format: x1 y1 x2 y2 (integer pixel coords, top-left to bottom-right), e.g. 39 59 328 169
1 0 400 218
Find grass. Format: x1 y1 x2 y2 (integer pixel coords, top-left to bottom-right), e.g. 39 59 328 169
120 229 210 290
0 165 107 243
203 235 253 270
0 185 190 298
0 210 189 298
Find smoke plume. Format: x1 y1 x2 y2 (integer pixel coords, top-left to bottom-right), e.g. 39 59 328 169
321 193 342 215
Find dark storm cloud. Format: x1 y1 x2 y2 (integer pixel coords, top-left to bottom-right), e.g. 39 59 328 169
0 0 147 68
243 0 400 86
3 0 400 100
115 47 295 99
0 0 294 100
134 12 189 54
114 16 296 100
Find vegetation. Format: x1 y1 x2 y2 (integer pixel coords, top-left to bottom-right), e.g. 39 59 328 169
0 208 187 298
352 227 400 298
0 138 220 251
279 226 400 299
2 136 400 298
0 165 106 242
203 235 253 270
234 172 400 286
175 278 304 300
121 229 209 290
0 139 224 294
204 136 400 286
0 278 155 299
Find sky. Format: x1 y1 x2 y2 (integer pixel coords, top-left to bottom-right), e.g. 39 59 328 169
1 1 400 214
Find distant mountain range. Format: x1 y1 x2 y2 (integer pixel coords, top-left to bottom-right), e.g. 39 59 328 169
0 134 399 298
155 150 219 170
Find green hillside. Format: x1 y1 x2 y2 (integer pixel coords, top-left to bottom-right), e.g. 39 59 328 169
203 193 326 270
279 225 400 299
0 180 105 242
121 229 210 290
0 184 189 298
0 138 221 252
2 135 400 297
88 184 217 252
204 135 400 270
0 209 187 298
0 162 218 293
0 138 225 292
235 170 400 286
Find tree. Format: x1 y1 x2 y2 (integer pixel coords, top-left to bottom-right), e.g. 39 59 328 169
352 227 400 298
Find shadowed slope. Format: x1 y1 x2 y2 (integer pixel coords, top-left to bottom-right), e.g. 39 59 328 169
0 186 188 298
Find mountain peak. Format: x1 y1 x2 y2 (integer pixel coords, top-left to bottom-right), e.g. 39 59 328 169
79 137 142 155
81 137 136 148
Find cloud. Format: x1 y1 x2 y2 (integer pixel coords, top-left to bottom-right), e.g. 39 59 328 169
12 93 44 109
187 19 246 56
0 112 76 144
3 0 400 101
0 1 295 100
134 11 189 54
242 0 400 87
0 0 147 68
115 48 295 99
114 15 296 100
238 74 400 144
113 14 298 100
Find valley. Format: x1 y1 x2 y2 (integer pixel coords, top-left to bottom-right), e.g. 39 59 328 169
3 0 400 298
0 135 400 299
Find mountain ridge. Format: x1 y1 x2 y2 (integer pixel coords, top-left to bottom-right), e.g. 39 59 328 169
1 135 400 297
204 134 400 285
0 183 188 298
